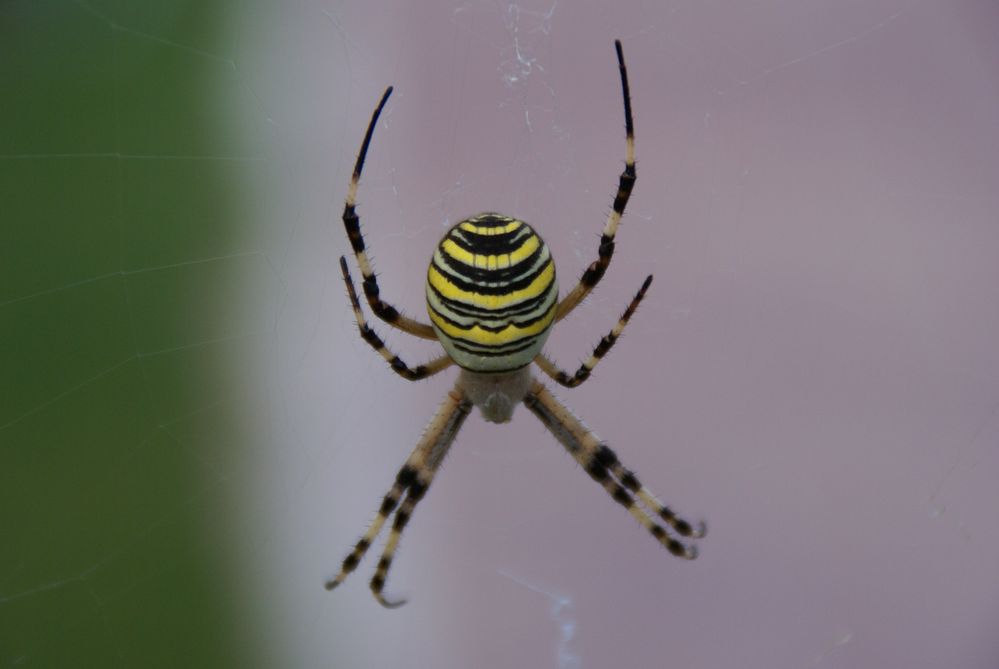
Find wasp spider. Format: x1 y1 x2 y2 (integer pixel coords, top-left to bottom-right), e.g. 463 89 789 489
327 40 704 608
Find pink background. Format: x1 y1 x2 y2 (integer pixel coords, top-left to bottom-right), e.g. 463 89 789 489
232 1 999 666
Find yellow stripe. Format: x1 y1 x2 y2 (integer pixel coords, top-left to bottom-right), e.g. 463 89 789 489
427 260 554 311
440 234 540 270
429 303 555 346
458 219 522 236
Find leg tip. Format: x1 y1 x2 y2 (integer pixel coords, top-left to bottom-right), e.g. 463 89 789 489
375 593 408 609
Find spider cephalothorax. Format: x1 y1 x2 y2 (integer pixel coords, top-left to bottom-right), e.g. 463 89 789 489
328 40 705 608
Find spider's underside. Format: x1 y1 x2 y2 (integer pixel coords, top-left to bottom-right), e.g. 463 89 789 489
328 40 704 608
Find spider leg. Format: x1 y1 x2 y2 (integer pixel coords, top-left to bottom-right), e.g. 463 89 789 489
326 387 472 608
556 40 636 322
340 256 453 381
536 274 652 388
343 86 438 340
523 380 703 557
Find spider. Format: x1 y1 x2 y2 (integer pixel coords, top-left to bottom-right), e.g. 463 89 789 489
327 40 704 608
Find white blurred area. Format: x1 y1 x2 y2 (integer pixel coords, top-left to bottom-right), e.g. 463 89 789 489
228 2 999 667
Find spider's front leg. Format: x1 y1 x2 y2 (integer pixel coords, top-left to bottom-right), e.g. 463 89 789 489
523 380 704 558
556 40 637 322
325 385 472 608
342 86 438 340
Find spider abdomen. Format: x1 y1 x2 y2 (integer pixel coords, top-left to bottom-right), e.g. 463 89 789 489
426 213 558 372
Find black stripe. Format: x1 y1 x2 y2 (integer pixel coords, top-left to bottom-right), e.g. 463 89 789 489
428 299 554 334
465 213 516 228
395 466 417 487
594 444 618 468
437 236 546 284
611 485 633 507
672 518 695 537
378 494 397 515
620 471 640 492
449 335 541 357
343 205 365 254
446 226 533 255
428 281 558 318
612 166 636 214
431 255 552 296
392 509 411 531
429 280 557 320
428 280 556 323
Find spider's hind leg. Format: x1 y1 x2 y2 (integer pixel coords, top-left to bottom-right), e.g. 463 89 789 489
325 386 472 608
523 381 703 558
600 444 706 540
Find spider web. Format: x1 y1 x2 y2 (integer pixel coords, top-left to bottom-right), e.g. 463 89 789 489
4 1 999 668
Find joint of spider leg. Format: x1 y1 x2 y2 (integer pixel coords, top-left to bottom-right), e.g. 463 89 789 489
359 324 385 351
618 470 640 492
612 185 634 216
392 508 411 532
593 334 616 360
598 234 616 260
395 465 417 487
373 301 400 322
392 357 434 382
378 495 396 516
360 271 379 296
340 553 360 573
377 555 392 574
343 208 367 253
581 258 610 288
585 458 610 483
406 479 428 503
611 485 632 507
593 443 618 468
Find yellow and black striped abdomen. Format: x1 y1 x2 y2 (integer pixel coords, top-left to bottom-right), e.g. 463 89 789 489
426 213 558 372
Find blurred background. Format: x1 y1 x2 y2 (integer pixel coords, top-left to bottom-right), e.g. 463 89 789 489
3 1 999 667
